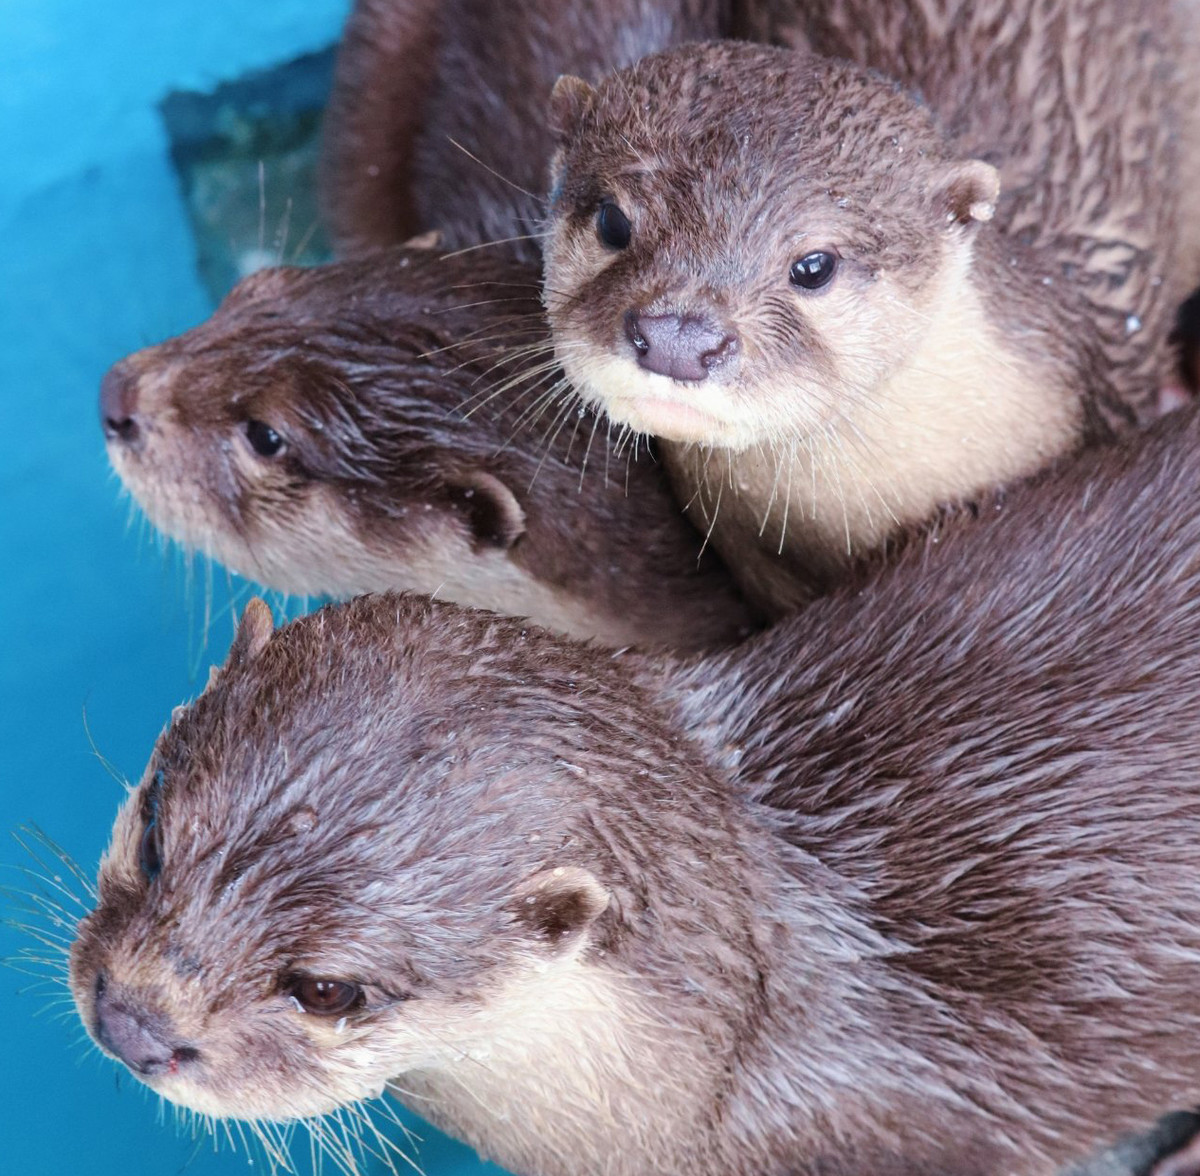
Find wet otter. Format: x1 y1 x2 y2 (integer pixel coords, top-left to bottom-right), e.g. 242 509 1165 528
99 244 754 651
73 397 1200 1175
544 25 1200 611
320 0 730 260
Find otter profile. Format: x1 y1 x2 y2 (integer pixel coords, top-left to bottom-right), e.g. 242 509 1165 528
99 245 754 651
544 25 1200 611
73 398 1200 1175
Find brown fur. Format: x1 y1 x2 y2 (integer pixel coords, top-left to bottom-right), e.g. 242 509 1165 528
100 245 755 651
543 25 1200 612
73 399 1200 1175
320 0 731 260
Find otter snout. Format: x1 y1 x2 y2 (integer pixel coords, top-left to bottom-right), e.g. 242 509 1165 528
100 361 144 450
623 310 738 382
93 975 198 1078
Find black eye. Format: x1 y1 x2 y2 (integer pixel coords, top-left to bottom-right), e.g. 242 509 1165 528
245 419 285 457
789 251 838 290
596 202 632 250
289 977 364 1017
139 769 164 883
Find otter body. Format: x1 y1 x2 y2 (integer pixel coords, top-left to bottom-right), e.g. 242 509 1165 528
321 0 730 259
544 22 1200 611
73 400 1200 1175
99 246 753 650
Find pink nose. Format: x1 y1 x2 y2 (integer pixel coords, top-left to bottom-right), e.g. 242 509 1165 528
93 978 198 1078
623 311 739 382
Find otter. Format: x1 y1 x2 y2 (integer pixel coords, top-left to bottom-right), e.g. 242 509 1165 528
99 244 754 651
72 397 1200 1175
320 0 730 260
543 26 1200 612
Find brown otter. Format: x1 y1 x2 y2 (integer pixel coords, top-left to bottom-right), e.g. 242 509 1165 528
72 397 1200 1175
99 244 754 651
320 0 730 260
543 25 1200 612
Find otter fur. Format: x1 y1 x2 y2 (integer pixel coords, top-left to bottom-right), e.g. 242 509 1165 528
320 0 731 260
73 396 1200 1175
99 245 754 650
543 22 1200 612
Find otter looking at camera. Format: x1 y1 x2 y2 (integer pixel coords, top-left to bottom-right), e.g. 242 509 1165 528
543 26 1200 611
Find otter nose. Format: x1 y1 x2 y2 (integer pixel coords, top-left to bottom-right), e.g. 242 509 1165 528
94 981 197 1078
623 311 738 382
99 362 143 448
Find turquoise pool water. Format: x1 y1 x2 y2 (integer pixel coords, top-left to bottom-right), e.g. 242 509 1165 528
0 3 501 1173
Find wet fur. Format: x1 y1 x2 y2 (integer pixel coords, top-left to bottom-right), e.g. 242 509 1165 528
321 0 732 260
543 26 1200 612
74 400 1200 1174
103 246 754 651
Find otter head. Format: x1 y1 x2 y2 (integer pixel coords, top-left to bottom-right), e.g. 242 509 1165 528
98 247 546 605
97 246 745 649
67 597 647 1129
544 42 999 450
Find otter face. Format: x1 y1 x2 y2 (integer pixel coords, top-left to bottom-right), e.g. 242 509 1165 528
68 599 623 1125
544 43 999 451
98 252 543 602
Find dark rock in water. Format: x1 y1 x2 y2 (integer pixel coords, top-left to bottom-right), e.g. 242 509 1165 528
159 46 335 303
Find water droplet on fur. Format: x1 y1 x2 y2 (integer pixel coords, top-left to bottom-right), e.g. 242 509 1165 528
1125 314 1142 335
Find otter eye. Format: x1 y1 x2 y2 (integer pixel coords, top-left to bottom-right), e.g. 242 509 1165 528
290 978 363 1017
789 251 838 290
140 770 164 883
596 202 632 250
245 419 285 458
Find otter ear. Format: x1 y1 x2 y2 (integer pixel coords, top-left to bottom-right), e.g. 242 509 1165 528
934 159 1000 226
403 228 443 251
201 599 273 697
512 866 611 947
447 470 526 552
227 598 275 666
549 74 597 138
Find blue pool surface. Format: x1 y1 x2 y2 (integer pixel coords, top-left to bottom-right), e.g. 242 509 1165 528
0 3 502 1173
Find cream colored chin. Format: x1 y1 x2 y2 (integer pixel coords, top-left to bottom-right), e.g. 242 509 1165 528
107 442 230 561
145 1049 393 1123
143 1071 344 1122
563 351 761 448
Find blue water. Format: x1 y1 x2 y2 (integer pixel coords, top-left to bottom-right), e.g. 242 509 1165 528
0 4 500 1173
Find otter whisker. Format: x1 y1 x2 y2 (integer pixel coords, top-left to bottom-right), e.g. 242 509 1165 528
577 405 605 490
438 233 546 261
446 136 540 201
274 195 294 266
288 217 322 265
528 387 583 491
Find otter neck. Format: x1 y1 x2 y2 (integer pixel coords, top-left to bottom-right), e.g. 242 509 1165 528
664 243 1084 612
392 946 741 1175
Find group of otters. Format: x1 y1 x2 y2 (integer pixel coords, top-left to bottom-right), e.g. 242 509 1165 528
64 0 1200 1174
